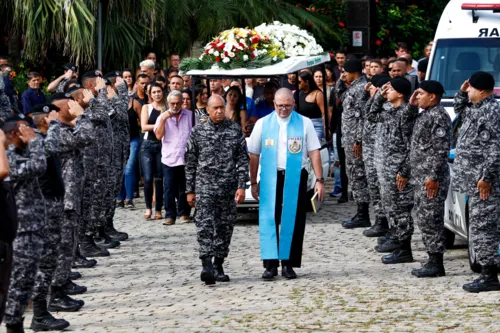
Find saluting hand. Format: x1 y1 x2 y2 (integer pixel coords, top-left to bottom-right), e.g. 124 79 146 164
107 86 117 99
409 89 419 106
45 111 59 125
477 179 491 200
460 80 470 93
235 189 245 204
18 125 36 143
115 77 125 86
425 178 439 199
82 89 94 104
364 82 372 92
381 83 390 99
64 69 73 80
95 77 106 90
0 129 6 146
68 100 84 117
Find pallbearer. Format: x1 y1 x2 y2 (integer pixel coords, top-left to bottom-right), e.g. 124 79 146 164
248 88 325 281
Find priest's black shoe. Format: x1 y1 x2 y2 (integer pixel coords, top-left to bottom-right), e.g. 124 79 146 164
80 235 110 257
94 226 120 249
69 271 82 280
48 286 83 312
374 237 400 253
281 266 297 279
105 223 129 241
463 265 500 293
73 246 98 268
200 257 216 285
363 216 389 237
31 298 70 332
382 239 413 264
262 267 278 280
213 257 230 282
62 280 87 295
411 253 446 278
342 202 371 228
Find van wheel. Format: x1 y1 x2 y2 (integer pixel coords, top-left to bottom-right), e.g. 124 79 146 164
466 203 481 273
444 228 455 249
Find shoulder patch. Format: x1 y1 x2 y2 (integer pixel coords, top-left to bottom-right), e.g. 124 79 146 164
435 127 446 138
480 129 490 141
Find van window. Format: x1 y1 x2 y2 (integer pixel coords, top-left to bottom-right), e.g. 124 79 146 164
428 38 500 98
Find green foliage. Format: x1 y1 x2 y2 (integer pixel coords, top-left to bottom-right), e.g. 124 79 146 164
374 3 434 59
303 0 349 50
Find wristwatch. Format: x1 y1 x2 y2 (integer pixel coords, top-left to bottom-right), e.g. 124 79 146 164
316 177 325 184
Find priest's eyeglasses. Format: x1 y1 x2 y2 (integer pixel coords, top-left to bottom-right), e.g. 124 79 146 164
275 104 293 110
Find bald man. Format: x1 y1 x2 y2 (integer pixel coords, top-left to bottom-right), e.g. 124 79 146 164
248 88 325 280
185 95 249 285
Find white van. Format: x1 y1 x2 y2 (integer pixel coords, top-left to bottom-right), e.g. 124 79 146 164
427 0 500 272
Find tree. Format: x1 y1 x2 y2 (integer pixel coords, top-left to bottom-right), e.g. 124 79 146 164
2 0 343 69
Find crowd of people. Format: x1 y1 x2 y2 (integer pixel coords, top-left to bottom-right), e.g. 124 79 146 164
0 38 499 333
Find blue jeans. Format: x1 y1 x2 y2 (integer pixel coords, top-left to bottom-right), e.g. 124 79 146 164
331 133 342 189
141 140 163 211
311 118 325 142
162 164 190 219
118 137 141 201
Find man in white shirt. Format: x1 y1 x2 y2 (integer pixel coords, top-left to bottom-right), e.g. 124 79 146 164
248 88 325 280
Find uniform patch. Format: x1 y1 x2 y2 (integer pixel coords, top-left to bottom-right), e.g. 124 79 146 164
435 127 446 138
288 137 302 154
480 129 490 141
355 111 361 118
43 106 49 113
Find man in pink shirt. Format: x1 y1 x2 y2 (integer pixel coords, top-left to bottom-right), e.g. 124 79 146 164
154 90 198 225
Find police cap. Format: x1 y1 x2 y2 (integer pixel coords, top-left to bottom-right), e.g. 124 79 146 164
31 103 60 116
469 71 495 91
390 77 411 96
371 74 391 88
80 71 102 82
66 84 83 95
419 80 445 95
49 92 74 103
63 63 78 72
1 114 27 132
343 59 362 73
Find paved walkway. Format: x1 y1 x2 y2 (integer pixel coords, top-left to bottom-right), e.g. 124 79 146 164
19 193 500 332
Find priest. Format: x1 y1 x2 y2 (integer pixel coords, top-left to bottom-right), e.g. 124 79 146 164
248 88 325 280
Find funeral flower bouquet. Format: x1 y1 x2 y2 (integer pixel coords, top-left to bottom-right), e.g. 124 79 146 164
255 21 324 57
180 27 285 71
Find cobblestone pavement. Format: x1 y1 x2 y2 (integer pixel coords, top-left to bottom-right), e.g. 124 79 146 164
17 189 500 332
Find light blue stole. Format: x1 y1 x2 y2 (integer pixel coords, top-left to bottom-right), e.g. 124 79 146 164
259 111 304 260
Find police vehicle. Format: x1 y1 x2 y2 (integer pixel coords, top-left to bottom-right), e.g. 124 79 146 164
187 55 332 212
427 0 500 272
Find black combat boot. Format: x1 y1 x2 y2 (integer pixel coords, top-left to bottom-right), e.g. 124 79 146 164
69 271 82 280
377 227 395 245
48 286 83 312
80 234 110 257
200 257 216 285
94 226 120 249
463 265 500 293
105 218 129 241
30 297 70 332
411 253 446 278
62 279 87 295
213 257 230 282
363 216 389 237
281 261 297 279
342 202 371 228
73 245 98 268
374 234 400 253
6 319 24 333
382 238 413 264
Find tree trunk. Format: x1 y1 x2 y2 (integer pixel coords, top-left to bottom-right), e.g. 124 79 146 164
8 29 21 62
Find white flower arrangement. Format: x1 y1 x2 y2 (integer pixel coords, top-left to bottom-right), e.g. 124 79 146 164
255 21 324 57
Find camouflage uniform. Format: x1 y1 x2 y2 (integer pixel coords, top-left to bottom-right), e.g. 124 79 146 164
0 74 12 119
52 115 94 286
185 118 249 259
362 93 385 220
366 93 414 241
55 78 70 93
4 139 47 325
334 76 370 203
405 104 451 254
453 91 500 266
31 122 65 302
79 89 112 238
104 82 130 227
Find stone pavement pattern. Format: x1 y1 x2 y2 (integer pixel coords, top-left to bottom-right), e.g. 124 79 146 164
15 193 500 332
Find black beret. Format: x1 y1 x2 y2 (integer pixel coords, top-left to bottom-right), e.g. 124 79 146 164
49 92 74 103
469 71 495 91
63 63 78 72
30 103 60 116
419 80 445 95
418 58 428 73
104 71 121 85
371 74 391 88
390 77 411 96
80 70 102 82
66 84 83 95
343 59 362 73
1 114 27 132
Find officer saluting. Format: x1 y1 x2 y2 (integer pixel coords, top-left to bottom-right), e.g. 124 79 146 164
454 72 500 293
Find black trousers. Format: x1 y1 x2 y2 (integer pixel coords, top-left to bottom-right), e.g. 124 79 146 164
337 133 348 200
0 241 13 325
264 169 308 269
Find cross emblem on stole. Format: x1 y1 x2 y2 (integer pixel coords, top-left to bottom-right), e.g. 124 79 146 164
264 137 275 147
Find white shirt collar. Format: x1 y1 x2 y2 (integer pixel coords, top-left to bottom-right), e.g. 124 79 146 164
276 111 292 125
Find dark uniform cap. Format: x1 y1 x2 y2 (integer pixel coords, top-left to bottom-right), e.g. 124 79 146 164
80 70 102 82
49 92 74 103
63 63 78 72
419 80 445 95
371 74 391 88
469 71 495 91
418 58 429 73
390 77 412 96
31 103 60 116
1 114 27 132
103 71 121 85
343 59 362 73
66 84 83 95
